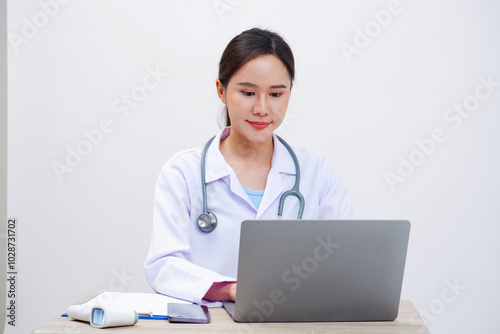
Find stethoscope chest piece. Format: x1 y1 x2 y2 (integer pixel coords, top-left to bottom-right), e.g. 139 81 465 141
197 212 217 233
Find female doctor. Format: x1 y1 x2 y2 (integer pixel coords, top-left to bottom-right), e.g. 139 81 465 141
144 28 353 304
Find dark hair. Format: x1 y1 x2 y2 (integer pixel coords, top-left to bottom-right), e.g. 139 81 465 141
218 28 295 127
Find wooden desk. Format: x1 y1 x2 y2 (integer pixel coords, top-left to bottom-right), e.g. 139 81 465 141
33 295 430 334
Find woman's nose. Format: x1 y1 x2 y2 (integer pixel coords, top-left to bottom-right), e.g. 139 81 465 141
252 95 269 115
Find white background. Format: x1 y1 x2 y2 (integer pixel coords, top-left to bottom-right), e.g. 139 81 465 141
5 0 500 333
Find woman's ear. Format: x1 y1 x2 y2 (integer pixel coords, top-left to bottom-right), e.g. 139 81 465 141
216 79 227 104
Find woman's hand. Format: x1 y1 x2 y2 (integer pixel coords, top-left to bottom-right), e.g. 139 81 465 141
203 282 237 301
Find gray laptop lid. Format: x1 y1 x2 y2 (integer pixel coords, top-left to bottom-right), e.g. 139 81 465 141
228 220 410 322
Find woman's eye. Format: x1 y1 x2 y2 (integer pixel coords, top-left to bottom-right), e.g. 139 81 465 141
270 92 283 98
241 91 255 97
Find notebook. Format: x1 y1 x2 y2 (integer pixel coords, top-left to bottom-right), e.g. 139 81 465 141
223 220 411 322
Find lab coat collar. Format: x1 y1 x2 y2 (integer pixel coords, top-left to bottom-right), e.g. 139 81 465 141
204 127 296 184
203 127 253 210
204 127 233 184
257 132 296 217
204 127 297 217
270 133 296 176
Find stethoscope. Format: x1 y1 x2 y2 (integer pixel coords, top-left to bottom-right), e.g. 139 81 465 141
197 135 305 233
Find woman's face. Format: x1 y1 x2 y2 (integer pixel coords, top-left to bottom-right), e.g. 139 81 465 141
217 55 292 145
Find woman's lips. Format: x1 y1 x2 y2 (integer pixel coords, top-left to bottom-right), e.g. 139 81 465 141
248 121 270 130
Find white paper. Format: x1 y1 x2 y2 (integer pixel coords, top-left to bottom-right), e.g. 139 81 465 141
81 291 191 316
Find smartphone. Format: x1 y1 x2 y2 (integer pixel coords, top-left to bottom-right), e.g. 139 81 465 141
167 303 210 324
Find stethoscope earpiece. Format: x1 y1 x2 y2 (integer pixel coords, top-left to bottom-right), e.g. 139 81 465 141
197 212 217 233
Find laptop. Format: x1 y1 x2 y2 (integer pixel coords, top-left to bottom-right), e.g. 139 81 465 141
223 220 411 322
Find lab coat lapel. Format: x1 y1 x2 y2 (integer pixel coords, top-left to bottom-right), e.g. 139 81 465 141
256 167 283 218
256 134 296 219
229 173 254 207
205 128 254 208
205 128 231 183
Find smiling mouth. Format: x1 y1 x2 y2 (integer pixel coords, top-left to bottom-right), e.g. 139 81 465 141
248 121 270 130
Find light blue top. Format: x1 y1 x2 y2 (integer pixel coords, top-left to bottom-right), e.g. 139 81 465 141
242 186 265 209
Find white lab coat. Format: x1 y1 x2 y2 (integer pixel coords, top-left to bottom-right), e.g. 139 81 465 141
144 127 353 304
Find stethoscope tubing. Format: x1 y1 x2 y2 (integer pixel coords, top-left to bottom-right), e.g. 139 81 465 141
200 136 216 216
276 136 304 219
199 134 305 232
